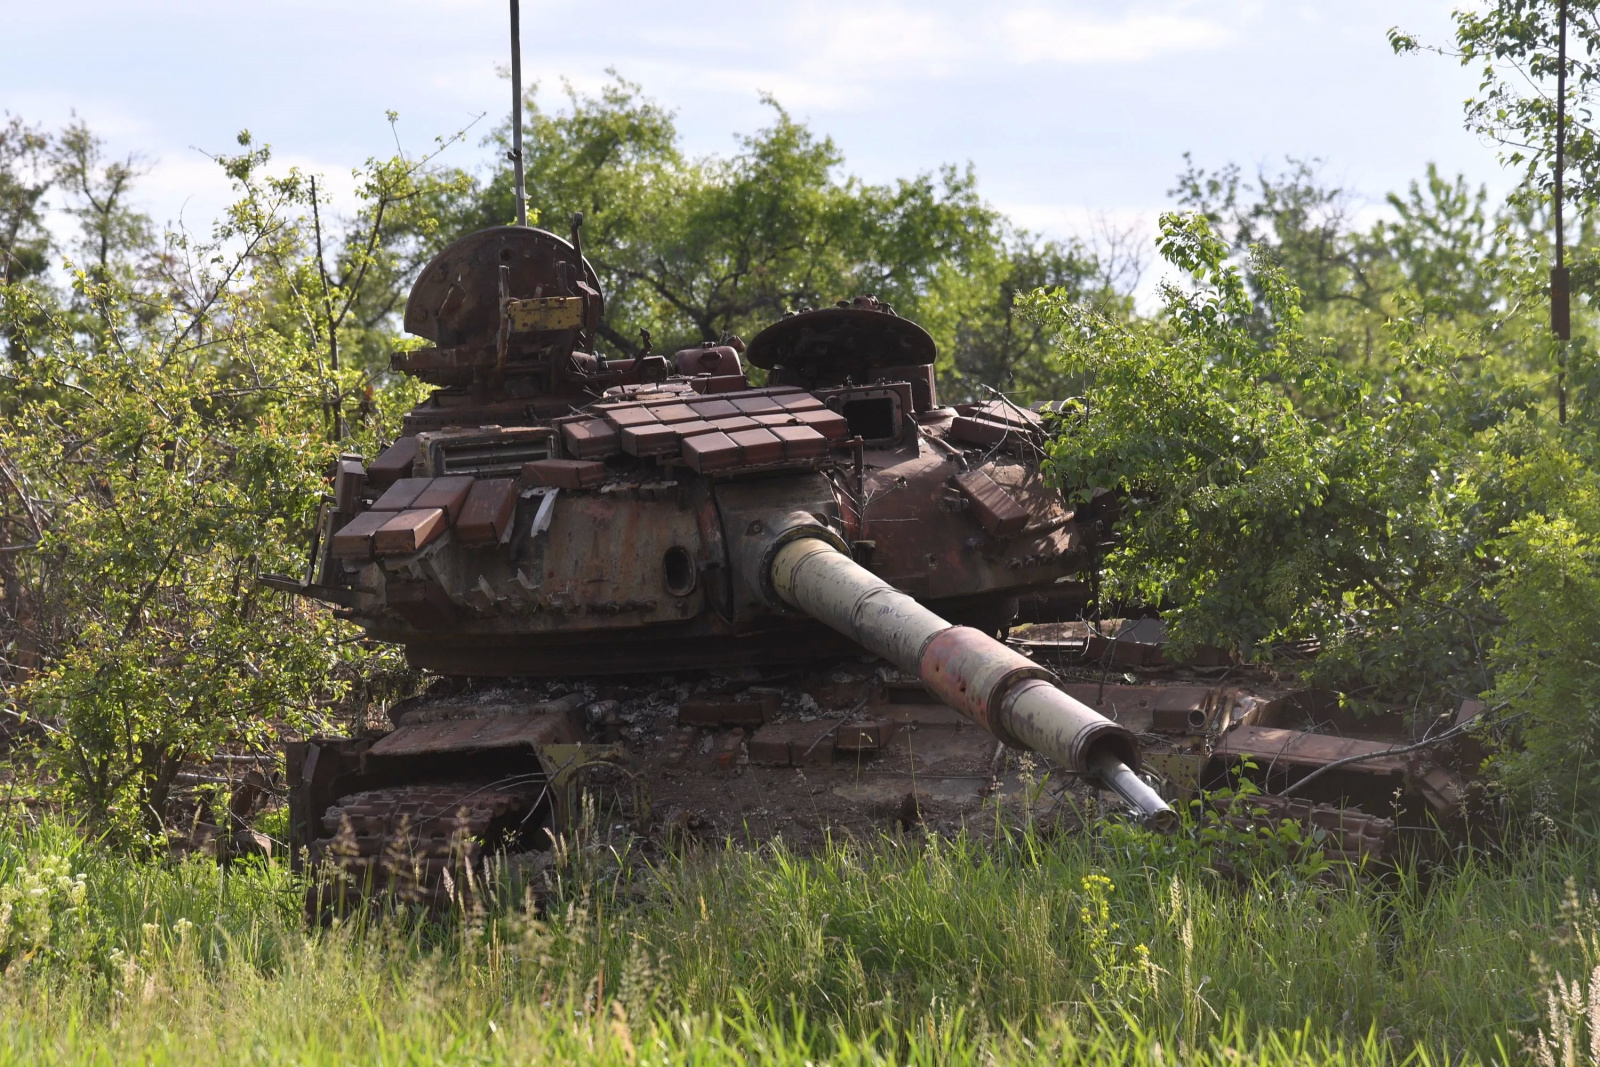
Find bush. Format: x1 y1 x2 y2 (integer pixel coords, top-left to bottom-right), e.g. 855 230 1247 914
1022 210 1600 811
0 139 430 840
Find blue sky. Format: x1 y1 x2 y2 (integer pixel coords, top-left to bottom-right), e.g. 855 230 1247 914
3 0 1506 286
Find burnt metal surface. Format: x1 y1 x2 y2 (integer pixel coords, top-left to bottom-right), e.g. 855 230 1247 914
403 226 602 349
745 297 937 381
286 659 1454 897
1213 726 1410 778
285 224 1098 673
369 712 578 757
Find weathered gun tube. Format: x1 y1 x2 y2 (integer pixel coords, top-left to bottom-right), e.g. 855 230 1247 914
768 536 1176 829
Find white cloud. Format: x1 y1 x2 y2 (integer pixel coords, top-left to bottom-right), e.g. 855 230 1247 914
781 4 965 80
1 0 1502 297
559 4 972 113
132 152 234 230
563 3 1244 119
1002 8 1233 64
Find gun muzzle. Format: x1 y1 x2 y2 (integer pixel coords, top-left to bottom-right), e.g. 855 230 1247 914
768 536 1175 829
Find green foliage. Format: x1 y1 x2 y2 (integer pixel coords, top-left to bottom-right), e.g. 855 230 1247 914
1024 187 1600 804
1171 155 1564 402
469 77 1129 401
1484 457 1600 812
0 129 431 839
1104 779 1335 886
0 223 329 838
477 78 992 349
255 120 479 387
1400 2 1600 206
8 56 1600 829
51 119 152 285
1023 214 1417 660
0 114 52 288
1020 7 1600 809
0 813 1592 1062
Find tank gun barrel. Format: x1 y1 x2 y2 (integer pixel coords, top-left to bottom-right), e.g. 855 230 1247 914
768 536 1176 829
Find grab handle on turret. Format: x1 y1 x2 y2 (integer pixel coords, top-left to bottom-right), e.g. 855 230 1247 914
766 535 1175 830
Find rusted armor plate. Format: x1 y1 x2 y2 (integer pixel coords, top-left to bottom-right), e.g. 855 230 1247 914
369 712 577 757
1216 725 1409 775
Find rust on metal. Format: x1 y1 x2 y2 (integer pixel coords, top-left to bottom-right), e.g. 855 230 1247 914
1215 726 1409 777
919 625 1051 732
455 478 517 545
367 437 420 488
372 476 431 512
369 711 579 757
952 470 1031 539
309 781 547 910
412 476 474 523
373 508 447 556
330 510 389 561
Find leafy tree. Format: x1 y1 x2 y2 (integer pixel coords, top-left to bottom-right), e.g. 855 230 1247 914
1024 191 1600 810
3 275 336 837
51 118 152 286
1177 158 1523 356
1394 3 1600 206
467 77 1132 401
0 129 428 840
1022 213 1467 684
1479 441 1600 812
273 117 480 391
914 225 1121 404
1172 155 1385 346
0 115 52 289
475 79 1001 351
1391 3 1600 416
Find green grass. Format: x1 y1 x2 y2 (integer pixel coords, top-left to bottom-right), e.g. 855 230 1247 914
0 814 1590 1065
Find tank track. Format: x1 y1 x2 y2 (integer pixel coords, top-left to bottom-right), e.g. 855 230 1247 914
1210 793 1396 866
309 781 546 910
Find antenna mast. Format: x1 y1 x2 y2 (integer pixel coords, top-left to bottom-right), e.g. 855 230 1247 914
509 0 528 227
1554 0 1570 423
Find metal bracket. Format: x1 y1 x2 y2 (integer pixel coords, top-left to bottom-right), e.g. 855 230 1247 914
506 296 585 333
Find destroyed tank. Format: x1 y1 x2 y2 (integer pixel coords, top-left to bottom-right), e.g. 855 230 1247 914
271 223 1465 903
266 221 1177 899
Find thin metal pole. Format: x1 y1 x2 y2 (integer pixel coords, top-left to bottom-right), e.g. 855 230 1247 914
509 0 527 227
1557 0 1567 276
1554 0 1570 421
